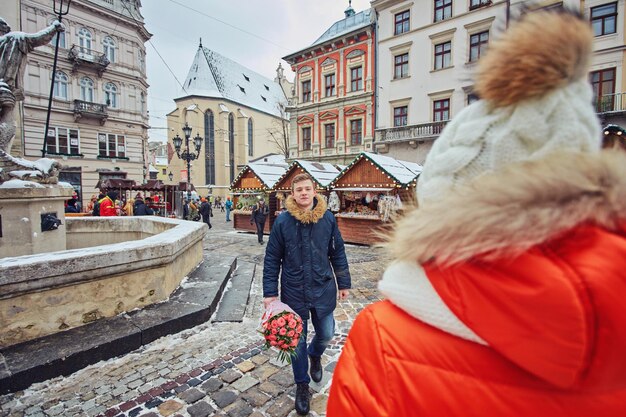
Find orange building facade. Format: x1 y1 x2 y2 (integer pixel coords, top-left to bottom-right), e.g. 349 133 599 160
283 6 376 165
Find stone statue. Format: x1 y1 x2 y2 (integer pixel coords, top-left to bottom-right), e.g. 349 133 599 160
0 17 64 183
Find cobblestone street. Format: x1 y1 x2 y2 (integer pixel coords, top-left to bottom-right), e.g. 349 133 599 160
0 215 388 417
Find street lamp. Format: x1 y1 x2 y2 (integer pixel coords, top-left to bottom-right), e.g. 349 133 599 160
172 122 202 201
168 171 173 182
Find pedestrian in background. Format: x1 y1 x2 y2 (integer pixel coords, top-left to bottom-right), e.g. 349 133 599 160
199 197 213 229
134 196 153 216
99 191 118 217
225 197 233 222
327 10 626 417
250 198 269 244
264 173 351 415
64 198 79 214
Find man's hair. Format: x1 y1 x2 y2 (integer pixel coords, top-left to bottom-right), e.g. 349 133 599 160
291 173 315 191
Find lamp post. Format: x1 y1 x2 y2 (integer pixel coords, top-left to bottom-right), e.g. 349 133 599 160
172 122 202 202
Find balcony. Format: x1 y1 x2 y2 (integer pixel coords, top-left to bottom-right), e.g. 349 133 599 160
595 93 626 114
73 100 108 125
68 45 110 77
375 121 448 144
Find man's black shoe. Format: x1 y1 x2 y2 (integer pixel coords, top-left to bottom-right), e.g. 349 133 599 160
295 383 310 415
309 355 322 383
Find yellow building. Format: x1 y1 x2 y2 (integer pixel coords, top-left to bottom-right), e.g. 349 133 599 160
167 43 291 198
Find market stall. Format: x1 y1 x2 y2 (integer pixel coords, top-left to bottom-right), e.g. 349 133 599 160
272 160 339 216
329 152 421 245
230 162 288 234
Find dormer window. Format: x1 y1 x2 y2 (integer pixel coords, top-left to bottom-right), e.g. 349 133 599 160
264 84 270 91
261 96 267 102
238 85 246 93
243 74 250 82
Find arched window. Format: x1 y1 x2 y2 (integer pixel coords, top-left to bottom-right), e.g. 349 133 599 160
53 71 68 99
80 76 94 102
229 113 235 182
49 19 66 48
78 27 92 52
103 36 115 62
248 118 254 157
104 82 117 107
204 110 215 186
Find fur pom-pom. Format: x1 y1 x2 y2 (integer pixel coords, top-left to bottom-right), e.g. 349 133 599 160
475 10 592 107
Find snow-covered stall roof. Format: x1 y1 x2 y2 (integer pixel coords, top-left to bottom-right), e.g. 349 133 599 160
294 160 339 188
248 163 288 189
363 152 422 185
178 45 287 118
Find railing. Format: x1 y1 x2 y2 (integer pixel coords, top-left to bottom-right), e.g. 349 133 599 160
375 120 448 142
595 93 626 114
68 45 110 76
73 100 108 125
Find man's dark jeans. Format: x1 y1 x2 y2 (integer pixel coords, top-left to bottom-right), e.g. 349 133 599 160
292 309 335 384
256 221 265 243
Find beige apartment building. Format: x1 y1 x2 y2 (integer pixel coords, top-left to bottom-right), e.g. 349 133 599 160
17 0 150 205
167 44 291 198
372 0 626 163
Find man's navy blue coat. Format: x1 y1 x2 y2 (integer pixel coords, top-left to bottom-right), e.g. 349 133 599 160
263 195 351 320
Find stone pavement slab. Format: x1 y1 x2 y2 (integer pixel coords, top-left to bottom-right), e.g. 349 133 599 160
213 261 256 322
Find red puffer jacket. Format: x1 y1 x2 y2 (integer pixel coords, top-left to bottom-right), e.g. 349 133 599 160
328 152 626 417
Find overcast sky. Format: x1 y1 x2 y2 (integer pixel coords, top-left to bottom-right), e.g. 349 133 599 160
141 0 372 143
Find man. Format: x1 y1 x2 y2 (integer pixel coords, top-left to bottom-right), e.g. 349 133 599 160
133 196 154 216
263 173 351 415
250 198 269 244
199 197 213 229
99 191 118 217
225 197 233 222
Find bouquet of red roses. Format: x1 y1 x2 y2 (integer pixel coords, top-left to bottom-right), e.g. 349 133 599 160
259 300 304 364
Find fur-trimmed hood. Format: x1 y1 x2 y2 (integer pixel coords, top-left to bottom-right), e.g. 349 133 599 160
285 194 327 224
388 151 626 265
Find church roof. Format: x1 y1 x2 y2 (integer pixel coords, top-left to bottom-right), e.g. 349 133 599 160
178 45 287 118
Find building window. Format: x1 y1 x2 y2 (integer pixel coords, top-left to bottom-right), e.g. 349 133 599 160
140 92 145 115
302 80 311 102
467 93 479 105
351 66 363 91
204 110 215 186
433 99 450 121
434 41 452 70
50 21 66 48
46 127 80 155
138 49 145 72
325 123 335 148
103 36 115 63
350 119 363 146
78 27 92 52
229 113 235 182
80 76 94 102
325 73 336 97
248 118 254 157
394 106 408 127
591 3 617 37
98 133 125 158
302 127 312 150
104 82 117 108
395 10 410 35
394 53 409 79
470 0 491 10
590 68 616 111
434 0 452 22
53 71 68 99
469 31 489 62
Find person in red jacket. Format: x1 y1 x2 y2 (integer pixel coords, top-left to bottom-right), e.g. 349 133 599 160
99 190 118 217
327 10 626 417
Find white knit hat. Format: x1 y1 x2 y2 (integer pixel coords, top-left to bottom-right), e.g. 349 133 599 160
417 11 602 205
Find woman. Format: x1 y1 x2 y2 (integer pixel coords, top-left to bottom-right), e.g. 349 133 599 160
327 10 626 417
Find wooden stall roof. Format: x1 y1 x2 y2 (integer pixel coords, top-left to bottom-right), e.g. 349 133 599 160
274 160 340 191
332 152 422 189
230 162 288 191
95 178 137 190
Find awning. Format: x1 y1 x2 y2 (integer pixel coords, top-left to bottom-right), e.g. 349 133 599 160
332 187 394 192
